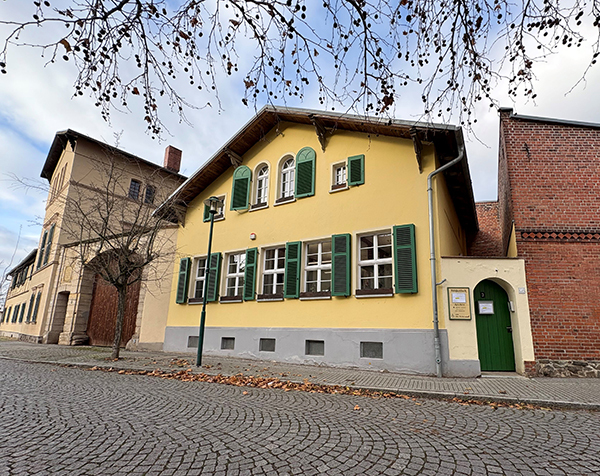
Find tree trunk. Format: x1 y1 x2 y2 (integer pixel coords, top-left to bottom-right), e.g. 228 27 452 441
111 285 127 359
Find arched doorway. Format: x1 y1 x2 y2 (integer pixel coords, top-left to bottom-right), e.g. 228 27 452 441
474 280 515 371
87 273 140 348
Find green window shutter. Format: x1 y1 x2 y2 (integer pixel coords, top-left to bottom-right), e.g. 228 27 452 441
243 248 258 301
393 224 418 294
203 204 211 222
231 165 251 210
43 224 55 266
12 304 19 323
175 257 191 304
348 154 365 186
206 252 222 302
331 234 351 296
1 307 8 323
26 294 35 323
295 147 316 198
32 292 42 323
284 241 302 298
19 304 26 323
37 231 48 269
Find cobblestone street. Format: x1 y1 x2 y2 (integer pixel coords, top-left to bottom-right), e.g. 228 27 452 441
1 360 600 475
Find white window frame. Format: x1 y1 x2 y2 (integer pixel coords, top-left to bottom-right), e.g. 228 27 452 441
224 252 245 298
330 161 348 192
303 240 332 295
253 163 270 209
279 156 295 200
357 230 394 295
189 256 207 302
261 246 286 296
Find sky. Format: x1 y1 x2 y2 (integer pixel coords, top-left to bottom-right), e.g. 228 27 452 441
1 1 600 273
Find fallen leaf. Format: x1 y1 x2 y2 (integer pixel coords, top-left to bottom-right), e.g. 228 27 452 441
353 405 360 411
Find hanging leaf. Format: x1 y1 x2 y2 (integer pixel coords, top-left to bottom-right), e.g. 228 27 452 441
59 38 71 52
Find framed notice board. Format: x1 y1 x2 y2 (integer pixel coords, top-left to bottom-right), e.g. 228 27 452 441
448 287 472 320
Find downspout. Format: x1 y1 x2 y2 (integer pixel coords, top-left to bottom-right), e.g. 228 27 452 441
427 132 465 378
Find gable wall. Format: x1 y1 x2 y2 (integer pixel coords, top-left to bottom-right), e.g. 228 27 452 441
469 201 503 257
169 122 440 328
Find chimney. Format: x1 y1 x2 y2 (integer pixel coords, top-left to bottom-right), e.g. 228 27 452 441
163 145 182 173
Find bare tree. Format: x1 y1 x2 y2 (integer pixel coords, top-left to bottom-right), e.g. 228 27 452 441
1 1 598 135
0 226 22 312
60 151 178 359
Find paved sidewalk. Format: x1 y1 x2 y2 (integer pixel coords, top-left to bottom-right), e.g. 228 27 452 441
1 339 599 410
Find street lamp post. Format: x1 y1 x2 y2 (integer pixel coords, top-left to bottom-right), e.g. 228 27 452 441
196 196 222 367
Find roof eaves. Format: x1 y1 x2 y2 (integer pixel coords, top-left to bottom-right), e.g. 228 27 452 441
6 249 37 276
155 106 464 219
40 129 188 182
508 111 600 130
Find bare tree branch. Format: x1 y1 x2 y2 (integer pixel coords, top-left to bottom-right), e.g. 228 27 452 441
1 0 599 134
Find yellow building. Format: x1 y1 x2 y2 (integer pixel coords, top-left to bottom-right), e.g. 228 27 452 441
159 107 535 376
1 130 186 350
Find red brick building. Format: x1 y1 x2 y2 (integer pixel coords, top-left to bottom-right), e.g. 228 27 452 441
477 109 600 376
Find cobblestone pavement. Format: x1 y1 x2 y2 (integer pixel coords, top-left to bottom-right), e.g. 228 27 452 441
1 359 600 476
1 341 600 409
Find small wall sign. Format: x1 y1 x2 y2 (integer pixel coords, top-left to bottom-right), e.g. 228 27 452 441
478 301 494 315
448 287 472 320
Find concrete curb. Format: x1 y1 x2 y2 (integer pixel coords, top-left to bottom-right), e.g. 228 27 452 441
2 355 598 412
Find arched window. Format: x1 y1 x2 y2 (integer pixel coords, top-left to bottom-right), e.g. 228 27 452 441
280 157 295 199
255 164 269 206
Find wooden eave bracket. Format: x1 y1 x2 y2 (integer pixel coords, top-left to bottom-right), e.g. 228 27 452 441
410 127 423 173
225 149 244 169
67 135 77 151
308 114 329 151
165 201 187 226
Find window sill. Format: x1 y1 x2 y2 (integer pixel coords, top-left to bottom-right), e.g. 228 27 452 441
274 196 295 206
250 203 268 212
355 288 394 298
220 295 243 303
188 298 204 304
299 291 332 301
329 184 348 193
257 293 284 302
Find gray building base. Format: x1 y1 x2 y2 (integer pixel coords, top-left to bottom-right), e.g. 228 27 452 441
164 326 480 377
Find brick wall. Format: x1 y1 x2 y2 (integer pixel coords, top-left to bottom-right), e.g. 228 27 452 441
469 201 504 256
519 240 600 360
499 110 600 362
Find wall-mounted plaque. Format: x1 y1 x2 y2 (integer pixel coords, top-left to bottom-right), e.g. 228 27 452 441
478 301 494 314
448 287 472 320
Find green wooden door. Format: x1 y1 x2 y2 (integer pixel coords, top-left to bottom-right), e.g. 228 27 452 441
474 280 515 371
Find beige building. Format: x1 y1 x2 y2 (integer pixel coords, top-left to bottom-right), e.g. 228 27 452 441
1 130 186 350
